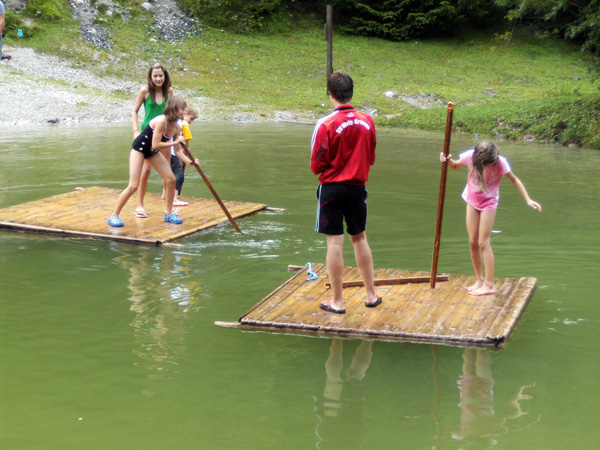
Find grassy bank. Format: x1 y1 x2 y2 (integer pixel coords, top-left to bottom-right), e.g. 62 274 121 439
7 6 600 148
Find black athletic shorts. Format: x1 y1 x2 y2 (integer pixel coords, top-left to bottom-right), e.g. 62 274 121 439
316 183 368 235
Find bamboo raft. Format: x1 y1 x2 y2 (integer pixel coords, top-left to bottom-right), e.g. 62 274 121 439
216 263 537 348
0 187 268 245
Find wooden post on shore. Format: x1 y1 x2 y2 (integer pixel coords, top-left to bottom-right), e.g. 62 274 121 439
326 5 333 92
430 102 455 288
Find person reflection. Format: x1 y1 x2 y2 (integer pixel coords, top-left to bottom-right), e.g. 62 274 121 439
452 348 536 449
116 247 203 380
315 339 373 449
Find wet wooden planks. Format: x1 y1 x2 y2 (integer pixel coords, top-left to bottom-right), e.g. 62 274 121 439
232 263 537 348
0 187 267 245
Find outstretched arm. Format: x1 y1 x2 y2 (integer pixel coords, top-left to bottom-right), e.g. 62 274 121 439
505 172 542 211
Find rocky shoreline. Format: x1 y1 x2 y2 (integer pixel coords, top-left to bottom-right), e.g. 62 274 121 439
0 45 213 126
0 0 304 127
0 44 308 127
0 0 198 125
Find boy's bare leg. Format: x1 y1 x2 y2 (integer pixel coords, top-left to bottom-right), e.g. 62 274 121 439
326 234 345 311
349 232 378 304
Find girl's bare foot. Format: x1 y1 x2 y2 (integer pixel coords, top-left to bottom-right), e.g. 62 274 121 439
470 284 496 296
467 280 484 292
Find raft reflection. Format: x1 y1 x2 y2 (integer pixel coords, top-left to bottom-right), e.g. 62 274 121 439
436 348 537 449
116 247 204 382
314 339 373 449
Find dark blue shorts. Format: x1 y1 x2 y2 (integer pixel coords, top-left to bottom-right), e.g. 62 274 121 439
170 155 184 193
316 183 368 235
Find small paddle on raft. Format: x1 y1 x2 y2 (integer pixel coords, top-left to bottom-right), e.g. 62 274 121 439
179 141 243 234
430 102 455 288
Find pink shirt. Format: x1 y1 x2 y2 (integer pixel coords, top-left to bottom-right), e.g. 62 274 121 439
460 149 511 211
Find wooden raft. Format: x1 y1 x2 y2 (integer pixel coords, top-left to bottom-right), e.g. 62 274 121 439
0 187 267 245
218 263 537 348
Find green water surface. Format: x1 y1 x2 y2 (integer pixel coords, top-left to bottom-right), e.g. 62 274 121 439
1 122 599 449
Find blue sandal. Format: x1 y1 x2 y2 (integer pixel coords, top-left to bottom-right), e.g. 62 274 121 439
108 216 124 227
164 213 183 224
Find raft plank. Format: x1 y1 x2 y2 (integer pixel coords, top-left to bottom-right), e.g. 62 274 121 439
0 187 268 245
484 277 537 341
231 263 537 348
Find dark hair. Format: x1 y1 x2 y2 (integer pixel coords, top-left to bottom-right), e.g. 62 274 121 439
327 71 353 104
163 96 186 123
472 141 499 190
147 63 172 103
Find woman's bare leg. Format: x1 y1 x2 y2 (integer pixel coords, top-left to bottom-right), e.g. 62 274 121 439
111 150 145 218
136 160 151 212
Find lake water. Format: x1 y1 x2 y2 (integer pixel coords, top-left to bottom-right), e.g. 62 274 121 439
1 122 599 449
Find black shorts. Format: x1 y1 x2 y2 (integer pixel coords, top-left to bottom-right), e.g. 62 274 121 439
316 183 368 235
131 129 159 159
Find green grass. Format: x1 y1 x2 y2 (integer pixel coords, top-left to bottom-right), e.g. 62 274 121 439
5 7 600 148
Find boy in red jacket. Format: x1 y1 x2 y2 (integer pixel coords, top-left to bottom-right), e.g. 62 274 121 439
311 71 381 314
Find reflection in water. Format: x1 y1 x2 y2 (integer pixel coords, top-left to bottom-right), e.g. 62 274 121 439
314 339 373 449
435 348 537 450
115 248 204 382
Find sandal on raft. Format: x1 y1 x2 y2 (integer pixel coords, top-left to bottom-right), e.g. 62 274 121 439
108 216 124 227
134 208 147 218
164 213 183 224
366 296 383 308
320 300 346 314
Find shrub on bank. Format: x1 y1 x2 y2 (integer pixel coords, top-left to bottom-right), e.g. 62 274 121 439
381 95 600 149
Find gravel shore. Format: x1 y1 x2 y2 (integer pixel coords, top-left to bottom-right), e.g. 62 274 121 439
0 44 308 127
0 45 213 126
0 0 216 127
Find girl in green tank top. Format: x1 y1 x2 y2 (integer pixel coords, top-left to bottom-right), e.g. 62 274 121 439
132 63 173 134
141 95 167 130
131 63 174 217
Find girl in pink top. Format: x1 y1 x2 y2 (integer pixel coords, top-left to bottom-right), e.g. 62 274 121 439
441 141 542 296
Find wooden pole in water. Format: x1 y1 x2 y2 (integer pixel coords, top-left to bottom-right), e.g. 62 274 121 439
430 102 455 288
180 141 243 234
326 4 333 92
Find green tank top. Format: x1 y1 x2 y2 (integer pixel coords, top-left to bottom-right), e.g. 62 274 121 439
141 95 167 129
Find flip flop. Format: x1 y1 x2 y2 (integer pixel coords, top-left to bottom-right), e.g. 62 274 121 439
366 296 383 308
134 208 147 218
320 300 346 314
173 200 188 207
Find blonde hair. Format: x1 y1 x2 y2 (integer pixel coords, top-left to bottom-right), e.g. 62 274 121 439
185 104 200 119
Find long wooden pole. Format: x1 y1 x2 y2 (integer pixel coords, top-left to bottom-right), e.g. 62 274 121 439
326 4 333 93
325 275 449 288
430 102 455 288
180 141 243 234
